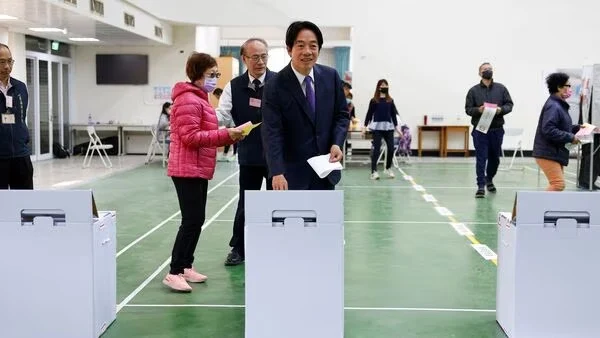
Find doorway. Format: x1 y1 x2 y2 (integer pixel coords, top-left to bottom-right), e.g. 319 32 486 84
25 53 71 161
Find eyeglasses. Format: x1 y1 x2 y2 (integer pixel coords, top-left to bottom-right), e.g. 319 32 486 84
0 59 14 66
245 54 268 62
206 72 221 78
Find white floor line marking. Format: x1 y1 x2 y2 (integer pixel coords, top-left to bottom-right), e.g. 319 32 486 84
450 222 474 236
422 194 437 202
122 304 496 312
472 244 498 260
413 184 425 192
435 206 453 216
116 194 239 313
210 219 497 225
116 171 239 258
524 166 577 185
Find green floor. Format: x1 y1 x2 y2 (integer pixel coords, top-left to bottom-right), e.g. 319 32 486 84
80 158 574 337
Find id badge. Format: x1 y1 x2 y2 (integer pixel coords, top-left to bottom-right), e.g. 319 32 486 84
249 97 262 108
2 113 15 124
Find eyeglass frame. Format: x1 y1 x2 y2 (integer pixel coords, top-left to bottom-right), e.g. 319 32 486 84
244 54 269 62
205 71 221 79
0 59 14 66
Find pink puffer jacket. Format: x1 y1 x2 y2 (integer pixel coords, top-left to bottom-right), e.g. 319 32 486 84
167 82 234 179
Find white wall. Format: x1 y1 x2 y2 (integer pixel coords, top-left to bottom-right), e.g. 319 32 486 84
0 28 26 82
351 0 600 151
72 25 195 125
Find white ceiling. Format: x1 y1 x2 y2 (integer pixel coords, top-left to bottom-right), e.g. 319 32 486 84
0 0 166 45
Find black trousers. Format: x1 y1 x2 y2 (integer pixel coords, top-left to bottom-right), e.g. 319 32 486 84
371 130 395 172
578 134 600 187
230 165 272 257
0 156 34 189
170 176 208 275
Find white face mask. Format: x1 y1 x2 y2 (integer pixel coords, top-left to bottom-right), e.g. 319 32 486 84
203 77 218 92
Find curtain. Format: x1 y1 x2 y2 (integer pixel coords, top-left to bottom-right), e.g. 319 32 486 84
333 47 350 80
220 46 243 75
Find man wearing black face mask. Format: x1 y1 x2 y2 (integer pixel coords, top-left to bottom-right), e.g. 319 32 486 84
465 62 514 198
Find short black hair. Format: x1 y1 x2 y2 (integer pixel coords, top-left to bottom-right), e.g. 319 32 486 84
213 88 223 96
546 72 570 94
343 81 352 89
285 21 323 50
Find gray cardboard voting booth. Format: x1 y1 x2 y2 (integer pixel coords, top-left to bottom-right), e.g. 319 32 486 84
496 191 600 338
0 190 116 338
244 190 344 338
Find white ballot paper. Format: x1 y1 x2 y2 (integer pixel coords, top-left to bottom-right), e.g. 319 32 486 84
307 154 343 178
475 102 497 134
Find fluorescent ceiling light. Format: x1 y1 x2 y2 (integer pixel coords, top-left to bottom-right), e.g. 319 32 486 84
29 27 67 34
0 15 18 20
69 37 100 42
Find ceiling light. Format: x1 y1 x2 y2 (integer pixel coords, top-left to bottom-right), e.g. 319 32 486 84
69 37 100 42
0 15 18 20
29 28 67 34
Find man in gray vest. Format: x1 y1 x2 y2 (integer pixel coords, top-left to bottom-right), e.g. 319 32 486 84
216 38 276 265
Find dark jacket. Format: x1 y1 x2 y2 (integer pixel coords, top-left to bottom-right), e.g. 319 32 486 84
0 77 30 159
261 63 349 189
230 70 276 166
465 80 513 129
533 95 580 166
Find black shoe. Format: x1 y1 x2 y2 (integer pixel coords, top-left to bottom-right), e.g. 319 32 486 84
486 182 497 193
577 183 600 190
475 189 485 198
224 250 244 266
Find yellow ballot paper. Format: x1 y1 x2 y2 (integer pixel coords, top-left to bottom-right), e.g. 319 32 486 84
238 121 262 136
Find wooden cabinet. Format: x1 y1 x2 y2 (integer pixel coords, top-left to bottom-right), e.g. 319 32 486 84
210 56 240 108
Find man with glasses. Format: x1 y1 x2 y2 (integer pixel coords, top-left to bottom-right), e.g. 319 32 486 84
465 62 514 198
0 43 33 190
216 38 276 266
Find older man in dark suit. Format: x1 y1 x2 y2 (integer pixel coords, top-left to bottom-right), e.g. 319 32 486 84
261 21 349 190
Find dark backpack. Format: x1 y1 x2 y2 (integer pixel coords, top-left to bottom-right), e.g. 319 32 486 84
52 142 70 159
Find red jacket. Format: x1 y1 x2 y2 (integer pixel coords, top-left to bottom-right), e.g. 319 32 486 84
167 82 234 179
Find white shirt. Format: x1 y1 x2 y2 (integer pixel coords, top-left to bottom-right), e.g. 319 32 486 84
290 65 314 96
0 78 12 98
216 72 266 127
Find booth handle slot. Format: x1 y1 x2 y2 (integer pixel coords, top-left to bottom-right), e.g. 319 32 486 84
20 209 66 226
272 210 317 227
543 211 590 228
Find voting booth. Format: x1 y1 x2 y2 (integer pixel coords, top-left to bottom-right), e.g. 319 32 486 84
496 191 600 338
0 190 116 338
245 190 344 338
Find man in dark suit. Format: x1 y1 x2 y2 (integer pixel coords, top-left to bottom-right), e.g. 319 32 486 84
216 38 276 265
261 21 350 190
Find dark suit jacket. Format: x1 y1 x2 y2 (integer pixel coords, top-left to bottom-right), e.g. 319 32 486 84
261 63 350 189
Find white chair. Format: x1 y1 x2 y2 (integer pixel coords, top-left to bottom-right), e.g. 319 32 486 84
376 141 401 169
82 126 113 168
500 128 524 171
144 125 168 167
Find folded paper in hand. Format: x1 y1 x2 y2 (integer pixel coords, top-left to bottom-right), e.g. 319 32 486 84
307 154 343 178
237 121 262 136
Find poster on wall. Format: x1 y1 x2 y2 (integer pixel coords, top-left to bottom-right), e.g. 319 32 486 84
153 86 172 101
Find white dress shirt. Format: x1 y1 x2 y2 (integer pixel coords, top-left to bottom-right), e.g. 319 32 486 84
290 65 314 96
215 72 266 127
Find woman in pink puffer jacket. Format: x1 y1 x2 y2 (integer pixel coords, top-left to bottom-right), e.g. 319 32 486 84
163 52 244 292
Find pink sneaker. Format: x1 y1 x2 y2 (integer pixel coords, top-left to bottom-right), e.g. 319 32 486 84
162 273 192 292
183 267 208 283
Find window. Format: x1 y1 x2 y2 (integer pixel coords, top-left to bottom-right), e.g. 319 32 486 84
91 0 104 16
154 26 163 38
266 48 290 72
124 13 135 27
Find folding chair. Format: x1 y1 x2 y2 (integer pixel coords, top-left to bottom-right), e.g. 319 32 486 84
500 128 524 171
145 125 168 167
82 126 113 168
376 141 401 169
